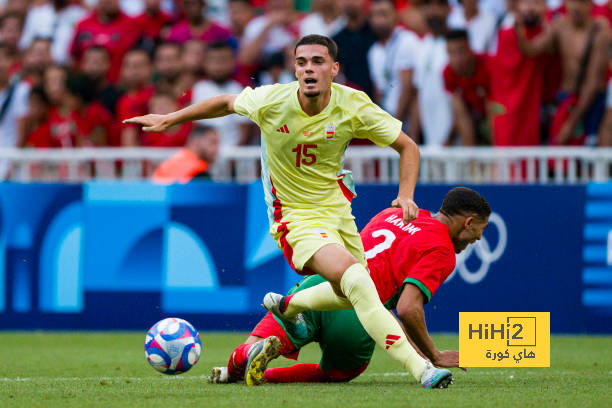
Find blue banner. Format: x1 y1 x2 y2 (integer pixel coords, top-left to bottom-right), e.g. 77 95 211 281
0 182 609 333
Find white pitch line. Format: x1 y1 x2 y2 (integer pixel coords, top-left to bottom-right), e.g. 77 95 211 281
362 370 579 377
0 375 211 382
0 370 603 383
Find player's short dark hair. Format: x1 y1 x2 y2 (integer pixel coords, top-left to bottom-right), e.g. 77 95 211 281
439 187 491 220
294 35 338 61
445 29 468 42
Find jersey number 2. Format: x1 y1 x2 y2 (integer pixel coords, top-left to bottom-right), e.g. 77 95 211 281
292 144 317 167
364 229 396 260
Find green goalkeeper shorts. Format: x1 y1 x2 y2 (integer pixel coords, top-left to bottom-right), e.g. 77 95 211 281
277 275 376 371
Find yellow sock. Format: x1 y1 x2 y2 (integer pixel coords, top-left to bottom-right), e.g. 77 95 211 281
340 263 427 380
284 281 352 317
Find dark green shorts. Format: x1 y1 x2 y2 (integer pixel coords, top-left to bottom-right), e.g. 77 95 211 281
277 275 375 371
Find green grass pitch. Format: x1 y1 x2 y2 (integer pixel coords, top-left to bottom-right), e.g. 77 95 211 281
1 332 610 407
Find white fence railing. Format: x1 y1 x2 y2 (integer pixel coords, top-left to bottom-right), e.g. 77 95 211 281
2 146 612 184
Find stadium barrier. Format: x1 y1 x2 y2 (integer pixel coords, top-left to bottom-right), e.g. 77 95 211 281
2 146 612 183
0 181 610 333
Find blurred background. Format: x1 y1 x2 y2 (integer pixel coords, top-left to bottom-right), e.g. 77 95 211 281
0 0 610 334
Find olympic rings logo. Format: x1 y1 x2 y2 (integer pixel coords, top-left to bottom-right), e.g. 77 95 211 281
445 212 507 284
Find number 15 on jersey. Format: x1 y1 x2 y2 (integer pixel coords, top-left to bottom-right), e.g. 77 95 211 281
292 144 317 167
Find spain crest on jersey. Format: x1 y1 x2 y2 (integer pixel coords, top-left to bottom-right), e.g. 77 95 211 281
325 124 336 140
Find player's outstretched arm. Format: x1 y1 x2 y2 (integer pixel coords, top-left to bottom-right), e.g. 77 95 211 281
390 131 420 222
396 284 467 371
123 94 238 132
391 312 428 360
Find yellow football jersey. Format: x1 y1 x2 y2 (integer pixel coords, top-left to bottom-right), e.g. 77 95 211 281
233 81 401 224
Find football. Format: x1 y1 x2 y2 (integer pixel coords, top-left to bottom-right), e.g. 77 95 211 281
144 317 202 375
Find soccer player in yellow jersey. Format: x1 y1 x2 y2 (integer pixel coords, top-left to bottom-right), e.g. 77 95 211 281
124 35 453 389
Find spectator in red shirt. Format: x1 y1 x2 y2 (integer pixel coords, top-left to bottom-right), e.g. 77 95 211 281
81 45 123 115
135 0 175 53
69 0 143 83
142 92 193 147
117 48 154 146
515 0 611 146
443 29 492 145
24 85 51 147
152 125 220 183
166 0 233 45
29 65 112 148
153 42 192 107
487 0 546 146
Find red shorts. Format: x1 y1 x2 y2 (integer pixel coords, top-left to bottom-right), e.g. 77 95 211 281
251 312 300 360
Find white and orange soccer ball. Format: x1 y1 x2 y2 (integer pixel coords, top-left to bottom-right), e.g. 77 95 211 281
144 317 202 374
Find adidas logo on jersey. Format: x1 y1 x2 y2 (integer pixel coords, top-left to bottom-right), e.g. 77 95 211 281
276 124 290 133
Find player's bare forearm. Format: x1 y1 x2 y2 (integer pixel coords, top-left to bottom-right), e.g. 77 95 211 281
391 311 428 359
390 131 420 222
123 94 237 132
168 94 237 124
396 286 440 363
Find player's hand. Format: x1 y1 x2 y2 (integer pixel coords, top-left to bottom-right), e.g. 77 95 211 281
391 197 419 223
123 114 171 132
433 350 467 372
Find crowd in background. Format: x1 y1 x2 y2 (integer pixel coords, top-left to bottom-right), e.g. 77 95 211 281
2 0 612 164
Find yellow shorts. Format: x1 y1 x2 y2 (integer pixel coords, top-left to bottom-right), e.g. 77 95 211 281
271 207 366 274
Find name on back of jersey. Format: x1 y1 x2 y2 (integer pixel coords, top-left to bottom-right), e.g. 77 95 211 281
384 214 421 235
